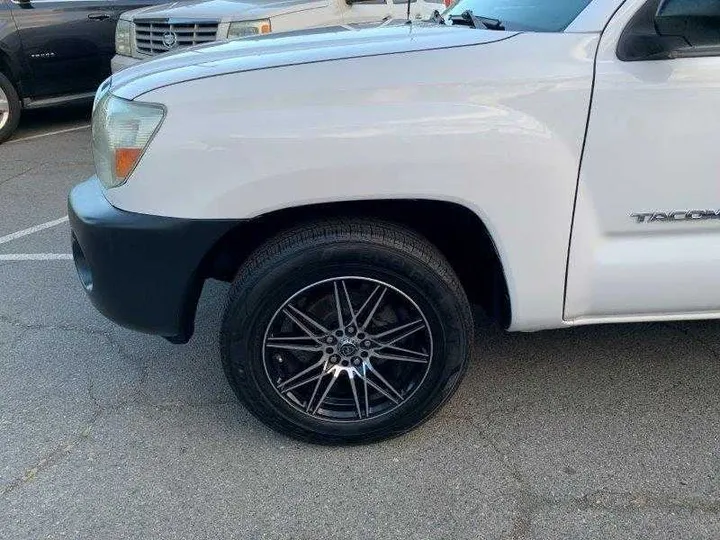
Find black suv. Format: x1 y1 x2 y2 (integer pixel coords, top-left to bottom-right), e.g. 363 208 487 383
0 0 163 143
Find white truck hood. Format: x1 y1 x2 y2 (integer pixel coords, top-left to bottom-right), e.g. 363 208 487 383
122 0 328 22
111 22 520 99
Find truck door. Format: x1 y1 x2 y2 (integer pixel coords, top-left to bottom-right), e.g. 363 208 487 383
565 0 720 322
8 0 116 99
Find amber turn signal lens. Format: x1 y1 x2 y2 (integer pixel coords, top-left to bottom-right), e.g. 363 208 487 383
115 148 142 179
260 22 271 34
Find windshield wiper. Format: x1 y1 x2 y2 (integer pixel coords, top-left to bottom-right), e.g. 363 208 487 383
448 10 505 30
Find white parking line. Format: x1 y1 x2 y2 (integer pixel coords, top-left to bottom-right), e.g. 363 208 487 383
0 254 73 261
0 216 69 246
8 124 91 144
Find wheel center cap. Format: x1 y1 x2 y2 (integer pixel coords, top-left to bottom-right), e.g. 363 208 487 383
338 341 358 357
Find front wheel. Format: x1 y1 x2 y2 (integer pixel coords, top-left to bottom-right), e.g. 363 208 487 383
220 220 473 445
0 73 21 144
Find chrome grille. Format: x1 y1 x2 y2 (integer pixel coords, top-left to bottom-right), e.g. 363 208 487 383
134 20 219 56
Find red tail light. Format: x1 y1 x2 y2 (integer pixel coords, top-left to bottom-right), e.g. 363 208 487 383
444 0 452 6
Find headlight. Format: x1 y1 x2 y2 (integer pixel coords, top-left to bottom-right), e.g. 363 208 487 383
227 19 271 39
92 94 165 189
115 20 132 56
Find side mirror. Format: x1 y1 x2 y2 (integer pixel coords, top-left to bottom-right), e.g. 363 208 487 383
655 0 720 47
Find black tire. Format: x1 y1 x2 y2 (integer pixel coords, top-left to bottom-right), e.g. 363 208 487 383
220 220 474 445
0 72 21 144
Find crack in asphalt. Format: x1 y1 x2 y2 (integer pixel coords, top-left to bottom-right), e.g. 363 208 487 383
450 321 720 537
0 314 148 393
446 393 720 539
479 410 537 540
0 316 110 498
0 399 242 499
0 313 237 409
0 411 101 498
0 165 38 188
2 312 718 529
0 313 239 498
573 489 720 514
503 489 720 540
0 315 133 496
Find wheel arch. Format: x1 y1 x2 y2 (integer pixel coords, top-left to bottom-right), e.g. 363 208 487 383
0 47 22 95
196 199 512 330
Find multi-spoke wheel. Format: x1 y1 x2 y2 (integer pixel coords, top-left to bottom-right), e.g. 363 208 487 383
265 277 433 421
0 73 21 144
221 220 473 445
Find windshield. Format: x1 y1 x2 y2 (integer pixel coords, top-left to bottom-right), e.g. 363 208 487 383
443 0 594 32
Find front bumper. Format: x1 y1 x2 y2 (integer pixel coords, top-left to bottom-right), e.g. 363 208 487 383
111 54 143 73
68 177 238 342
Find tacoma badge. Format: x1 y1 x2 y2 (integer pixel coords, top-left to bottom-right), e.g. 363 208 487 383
631 210 720 223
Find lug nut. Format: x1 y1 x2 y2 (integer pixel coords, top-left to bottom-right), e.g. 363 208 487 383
347 326 355 335
353 358 361 366
330 355 339 363
326 336 335 344
363 340 371 347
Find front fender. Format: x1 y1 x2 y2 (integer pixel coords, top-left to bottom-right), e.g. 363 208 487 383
107 32 599 331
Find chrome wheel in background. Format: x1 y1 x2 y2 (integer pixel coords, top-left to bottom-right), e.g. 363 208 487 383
0 73 21 144
0 85 10 132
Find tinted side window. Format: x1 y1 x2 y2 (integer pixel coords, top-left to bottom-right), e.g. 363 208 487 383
618 0 720 61
655 0 720 47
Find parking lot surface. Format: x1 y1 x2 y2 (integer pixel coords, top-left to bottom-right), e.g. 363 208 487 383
0 112 718 539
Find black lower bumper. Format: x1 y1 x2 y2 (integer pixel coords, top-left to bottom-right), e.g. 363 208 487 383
68 178 238 343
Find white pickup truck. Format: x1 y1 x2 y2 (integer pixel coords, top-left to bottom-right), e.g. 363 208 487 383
111 0 445 72
71 0 720 445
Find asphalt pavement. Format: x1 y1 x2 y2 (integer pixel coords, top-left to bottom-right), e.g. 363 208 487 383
0 109 718 539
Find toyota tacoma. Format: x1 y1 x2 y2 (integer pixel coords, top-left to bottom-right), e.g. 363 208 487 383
69 0 720 444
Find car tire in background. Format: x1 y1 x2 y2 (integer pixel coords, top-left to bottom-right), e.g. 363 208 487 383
220 219 474 444
0 72 21 144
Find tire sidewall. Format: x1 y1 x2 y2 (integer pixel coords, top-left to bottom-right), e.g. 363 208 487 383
222 239 469 443
0 72 21 144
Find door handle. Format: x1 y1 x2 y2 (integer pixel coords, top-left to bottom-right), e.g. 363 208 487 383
88 12 112 20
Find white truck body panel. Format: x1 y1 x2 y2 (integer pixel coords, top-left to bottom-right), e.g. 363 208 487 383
97 0 720 332
106 26 600 331
565 0 720 322
111 22 495 98
565 0 626 33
